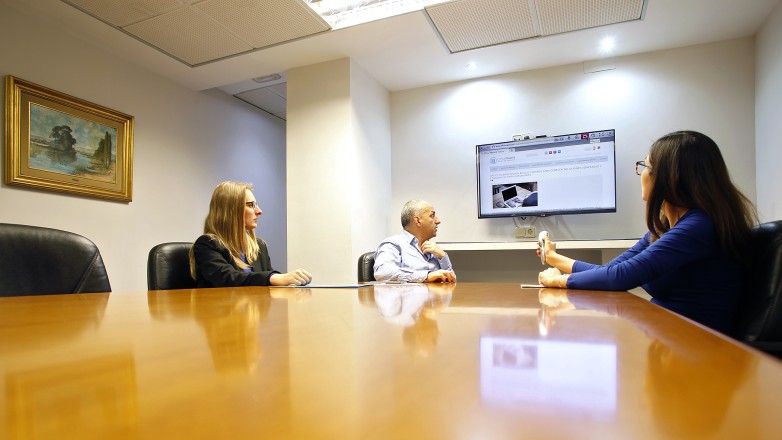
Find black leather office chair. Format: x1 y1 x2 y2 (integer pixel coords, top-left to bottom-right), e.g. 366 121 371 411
147 242 197 290
0 223 111 296
732 220 782 358
357 251 376 283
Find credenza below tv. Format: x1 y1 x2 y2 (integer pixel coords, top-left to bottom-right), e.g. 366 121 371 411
439 239 639 285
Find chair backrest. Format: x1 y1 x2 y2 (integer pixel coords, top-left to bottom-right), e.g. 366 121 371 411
357 251 376 282
732 220 782 353
147 242 197 290
0 223 111 296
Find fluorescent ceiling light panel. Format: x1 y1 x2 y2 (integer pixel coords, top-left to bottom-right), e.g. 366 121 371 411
304 0 451 29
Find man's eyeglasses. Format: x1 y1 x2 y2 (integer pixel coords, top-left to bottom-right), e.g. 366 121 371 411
245 201 260 210
635 160 650 176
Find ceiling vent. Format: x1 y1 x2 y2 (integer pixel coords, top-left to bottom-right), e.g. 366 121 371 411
425 0 648 53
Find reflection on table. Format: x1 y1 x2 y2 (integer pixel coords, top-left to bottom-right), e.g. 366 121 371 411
0 293 135 438
373 283 453 357
1 284 782 439
540 288 759 439
481 288 616 417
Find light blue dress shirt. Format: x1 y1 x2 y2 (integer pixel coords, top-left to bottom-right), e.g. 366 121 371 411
373 230 454 283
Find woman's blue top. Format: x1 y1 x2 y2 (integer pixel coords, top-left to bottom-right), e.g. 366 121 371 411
567 209 742 333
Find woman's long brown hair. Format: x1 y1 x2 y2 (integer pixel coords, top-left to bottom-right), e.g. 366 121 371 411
645 131 757 259
189 181 260 279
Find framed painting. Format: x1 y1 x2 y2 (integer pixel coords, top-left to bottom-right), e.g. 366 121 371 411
4 75 133 202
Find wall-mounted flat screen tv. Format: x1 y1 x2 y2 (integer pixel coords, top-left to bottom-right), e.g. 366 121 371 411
477 129 617 218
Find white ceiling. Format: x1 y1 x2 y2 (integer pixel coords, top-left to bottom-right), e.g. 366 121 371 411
4 0 779 114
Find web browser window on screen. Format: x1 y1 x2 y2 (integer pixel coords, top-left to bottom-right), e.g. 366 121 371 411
477 130 617 218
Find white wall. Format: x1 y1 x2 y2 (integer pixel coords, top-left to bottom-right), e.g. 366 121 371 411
756 0 782 222
0 3 287 292
287 59 392 283
3 0 774 290
349 60 392 261
287 59 354 283
390 38 758 245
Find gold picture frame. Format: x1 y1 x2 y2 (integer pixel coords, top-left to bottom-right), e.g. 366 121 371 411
4 75 133 202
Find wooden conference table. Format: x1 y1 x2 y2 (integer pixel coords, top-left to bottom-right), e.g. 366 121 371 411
2 283 782 439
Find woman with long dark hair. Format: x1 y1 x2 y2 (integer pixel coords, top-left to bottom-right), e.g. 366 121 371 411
538 131 757 333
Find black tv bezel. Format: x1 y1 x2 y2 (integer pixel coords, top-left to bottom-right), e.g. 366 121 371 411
476 130 617 218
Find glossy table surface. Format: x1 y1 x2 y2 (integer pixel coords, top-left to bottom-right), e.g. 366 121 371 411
2 283 782 439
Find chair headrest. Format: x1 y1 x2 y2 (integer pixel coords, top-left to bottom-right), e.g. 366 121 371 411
0 223 111 296
147 242 196 290
733 220 782 342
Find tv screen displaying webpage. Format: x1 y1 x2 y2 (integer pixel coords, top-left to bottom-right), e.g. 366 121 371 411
476 129 617 218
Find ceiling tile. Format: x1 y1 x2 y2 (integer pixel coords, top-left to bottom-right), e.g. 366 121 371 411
426 0 537 53
236 87 287 115
63 0 183 27
124 6 253 65
426 0 647 53
536 0 645 36
195 0 329 49
265 83 287 99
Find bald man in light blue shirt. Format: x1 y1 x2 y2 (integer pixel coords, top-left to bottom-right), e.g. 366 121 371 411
373 200 456 283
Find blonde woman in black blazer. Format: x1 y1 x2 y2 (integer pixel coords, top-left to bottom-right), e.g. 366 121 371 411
190 181 311 287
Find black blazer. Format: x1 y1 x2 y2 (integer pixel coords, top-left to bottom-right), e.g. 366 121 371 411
192 234 279 288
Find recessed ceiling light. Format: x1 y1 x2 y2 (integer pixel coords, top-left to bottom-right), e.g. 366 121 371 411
466 62 477 70
304 0 450 30
599 37 616 52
